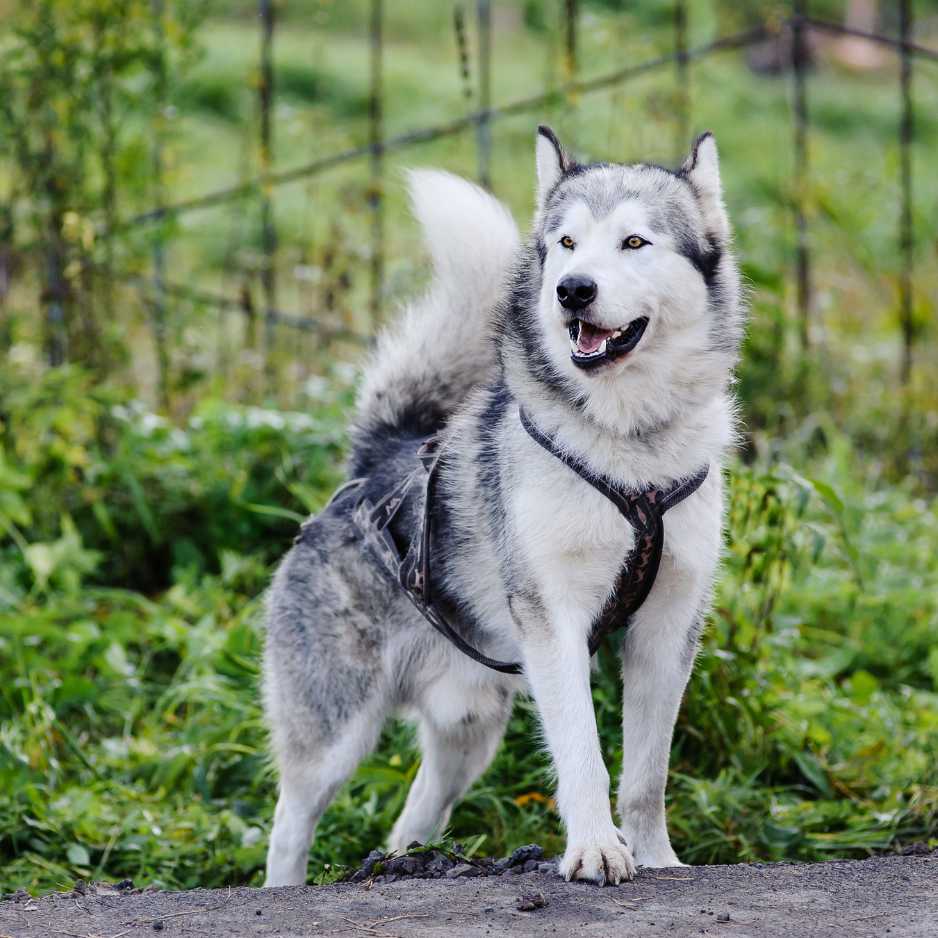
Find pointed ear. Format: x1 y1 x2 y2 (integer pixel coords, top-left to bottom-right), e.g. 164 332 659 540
681 132 729 240
536 125 568 205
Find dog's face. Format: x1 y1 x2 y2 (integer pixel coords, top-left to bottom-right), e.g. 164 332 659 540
511 126 742 431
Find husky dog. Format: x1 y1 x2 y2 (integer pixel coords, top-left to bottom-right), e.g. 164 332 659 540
263 126 744 887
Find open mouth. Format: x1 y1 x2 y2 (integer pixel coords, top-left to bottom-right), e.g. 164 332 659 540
567 316 649 370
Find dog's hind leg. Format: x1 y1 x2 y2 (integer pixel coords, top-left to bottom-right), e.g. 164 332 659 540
263 525 394 887
265 708 383 886
387 698 510 853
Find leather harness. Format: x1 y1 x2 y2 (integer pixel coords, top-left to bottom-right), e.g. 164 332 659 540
311 410 708 676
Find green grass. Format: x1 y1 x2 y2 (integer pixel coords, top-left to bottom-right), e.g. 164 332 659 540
0 362 936 895
1 0 937 898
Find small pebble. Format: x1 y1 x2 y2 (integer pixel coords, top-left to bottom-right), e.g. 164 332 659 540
152 922 164 932
516 890 548 912
506 844 544 868
717 912 731 923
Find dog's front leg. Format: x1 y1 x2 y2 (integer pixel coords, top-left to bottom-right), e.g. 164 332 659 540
615 608 695 868
511 595 635 885
616 546 717 867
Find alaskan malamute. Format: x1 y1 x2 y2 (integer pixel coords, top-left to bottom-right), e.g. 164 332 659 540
263 126 744 886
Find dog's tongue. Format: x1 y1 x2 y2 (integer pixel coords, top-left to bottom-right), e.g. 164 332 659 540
577 321 614 354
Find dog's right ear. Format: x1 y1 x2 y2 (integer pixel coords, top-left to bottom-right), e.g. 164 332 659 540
681 132 729 242
536 125 568 205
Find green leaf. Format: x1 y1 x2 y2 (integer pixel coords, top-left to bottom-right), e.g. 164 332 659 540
848 670 879 705
66 844 90 867
240 502 306 524
761 821 802 849
104 642 135 678
24 543 56 589
793 751 834 798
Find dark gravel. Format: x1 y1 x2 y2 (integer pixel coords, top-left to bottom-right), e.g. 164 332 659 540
346 842 546 883
1 851 935 937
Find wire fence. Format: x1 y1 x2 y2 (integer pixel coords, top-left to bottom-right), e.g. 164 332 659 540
27 2 938 401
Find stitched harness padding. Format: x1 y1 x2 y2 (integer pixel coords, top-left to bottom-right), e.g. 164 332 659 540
342 410 709 676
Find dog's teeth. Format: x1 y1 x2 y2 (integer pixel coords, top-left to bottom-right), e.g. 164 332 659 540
571 339 607 359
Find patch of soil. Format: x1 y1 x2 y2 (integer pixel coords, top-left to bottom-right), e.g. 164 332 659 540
1 851 935 938
346 842 550 883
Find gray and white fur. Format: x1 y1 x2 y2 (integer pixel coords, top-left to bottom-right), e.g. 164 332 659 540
263 127 744 887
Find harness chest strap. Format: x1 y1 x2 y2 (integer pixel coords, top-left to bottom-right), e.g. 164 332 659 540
518 410 709 658
350 410 709 676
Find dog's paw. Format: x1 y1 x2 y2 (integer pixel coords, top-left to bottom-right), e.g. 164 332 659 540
559 836 636 886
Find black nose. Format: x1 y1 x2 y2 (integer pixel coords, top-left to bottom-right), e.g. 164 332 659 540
556 274 597 311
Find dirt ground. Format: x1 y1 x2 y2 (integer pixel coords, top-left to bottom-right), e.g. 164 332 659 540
1 852 935 938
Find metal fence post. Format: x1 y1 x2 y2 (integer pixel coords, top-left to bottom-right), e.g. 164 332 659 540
368 0 384 328
39 93 69 367
476 0 492 189
791 0 811 348
564 0 578 89
898 0 914 385
42 208 68 367
674 0 689 158
97 15 116 333
454 5 473 107
150 0 169 409
258 0 278 389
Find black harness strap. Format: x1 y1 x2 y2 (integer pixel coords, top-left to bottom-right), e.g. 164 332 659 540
352 438 524 674
347 410 709 676
519 409 708 657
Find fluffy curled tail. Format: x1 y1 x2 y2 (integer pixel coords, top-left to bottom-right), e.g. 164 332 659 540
352 170 519 467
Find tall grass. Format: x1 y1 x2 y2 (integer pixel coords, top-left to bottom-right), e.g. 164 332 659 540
0 361 935 894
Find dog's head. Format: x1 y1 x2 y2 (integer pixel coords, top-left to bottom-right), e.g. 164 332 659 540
501 125 744 433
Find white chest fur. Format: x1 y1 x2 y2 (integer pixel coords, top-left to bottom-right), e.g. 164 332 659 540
507 412 725 640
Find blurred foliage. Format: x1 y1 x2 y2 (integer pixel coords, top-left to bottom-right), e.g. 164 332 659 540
1 0 935 411
0 0 937 898
0 0 205 368
0 364 350 593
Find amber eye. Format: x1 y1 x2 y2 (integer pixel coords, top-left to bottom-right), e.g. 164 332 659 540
624 235 648 249
559 235 576 250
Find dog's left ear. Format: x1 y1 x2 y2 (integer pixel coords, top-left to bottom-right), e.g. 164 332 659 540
681 132 729 241
535 125 568 206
